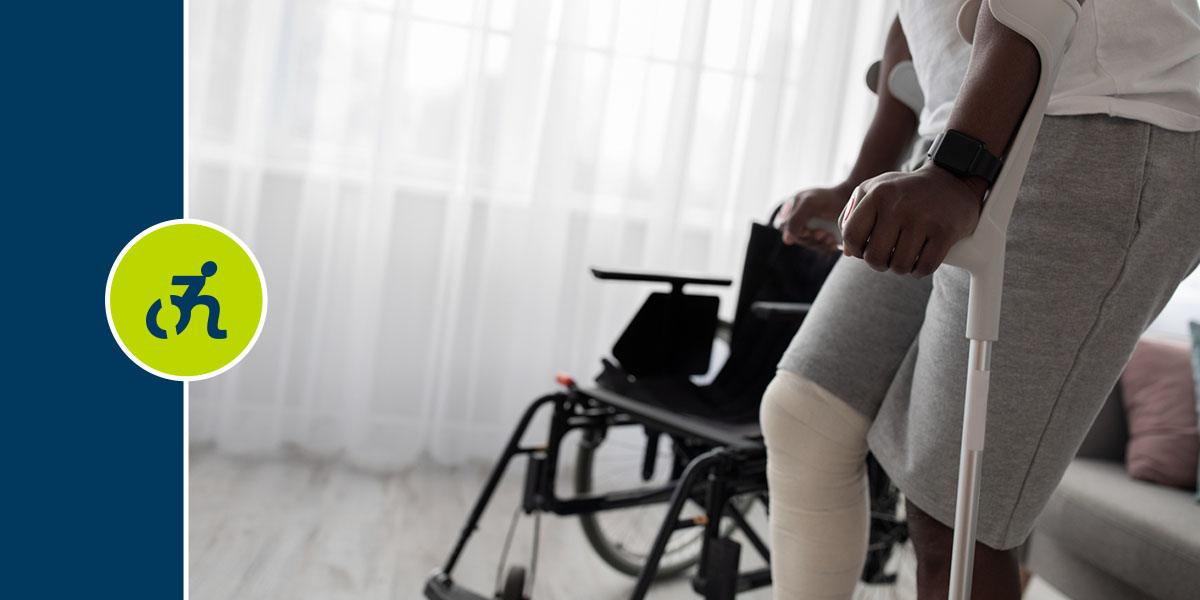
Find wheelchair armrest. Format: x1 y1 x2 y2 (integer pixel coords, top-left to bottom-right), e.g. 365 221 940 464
749 301 812 320
590 267 732 293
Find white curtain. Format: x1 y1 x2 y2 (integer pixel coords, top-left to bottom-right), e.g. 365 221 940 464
187 0 899 469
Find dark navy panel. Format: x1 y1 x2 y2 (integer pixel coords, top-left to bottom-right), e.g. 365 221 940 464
2 2 184 597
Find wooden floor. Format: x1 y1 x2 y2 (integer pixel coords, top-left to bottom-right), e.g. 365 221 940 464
188 447 1068 600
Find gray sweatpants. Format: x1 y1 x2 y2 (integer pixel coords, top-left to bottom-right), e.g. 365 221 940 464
778 114 1200 549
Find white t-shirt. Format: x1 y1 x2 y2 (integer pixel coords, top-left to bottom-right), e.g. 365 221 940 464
899 0 1200 136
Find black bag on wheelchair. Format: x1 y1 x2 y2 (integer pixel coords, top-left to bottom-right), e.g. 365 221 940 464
597 207 840 425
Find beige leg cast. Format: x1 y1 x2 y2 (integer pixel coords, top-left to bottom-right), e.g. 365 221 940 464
760 370 872 599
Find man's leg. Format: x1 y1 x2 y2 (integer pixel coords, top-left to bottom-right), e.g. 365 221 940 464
767 257 933 598
761 370 871 598
906 499 1021 600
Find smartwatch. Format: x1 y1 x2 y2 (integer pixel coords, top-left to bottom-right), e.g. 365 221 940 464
927 129 1003 186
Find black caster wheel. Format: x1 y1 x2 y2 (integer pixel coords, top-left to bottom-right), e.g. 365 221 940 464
501 565 528 600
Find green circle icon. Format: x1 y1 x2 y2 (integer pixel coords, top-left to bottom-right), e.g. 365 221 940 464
106 220 267 381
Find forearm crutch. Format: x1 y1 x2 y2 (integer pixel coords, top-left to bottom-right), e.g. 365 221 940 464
942 1 1079 599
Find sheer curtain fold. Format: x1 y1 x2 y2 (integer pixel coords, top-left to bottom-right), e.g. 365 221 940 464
188 0 898 469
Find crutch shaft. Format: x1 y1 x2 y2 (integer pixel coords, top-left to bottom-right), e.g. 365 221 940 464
949 448 984 600
949 340 991 600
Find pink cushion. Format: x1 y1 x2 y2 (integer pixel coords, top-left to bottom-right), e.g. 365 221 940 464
1120 337 1199 489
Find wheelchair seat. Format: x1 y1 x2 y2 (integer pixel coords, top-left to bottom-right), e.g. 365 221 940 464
587 363 764 450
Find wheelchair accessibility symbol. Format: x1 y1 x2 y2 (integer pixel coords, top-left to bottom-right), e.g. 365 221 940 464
107 219 267 381
145 261 228 340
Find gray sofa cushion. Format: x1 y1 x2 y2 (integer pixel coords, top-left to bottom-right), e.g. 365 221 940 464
1034 458 1200 600
1027 531 1156 600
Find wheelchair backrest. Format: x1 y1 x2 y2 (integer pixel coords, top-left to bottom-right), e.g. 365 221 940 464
709 217 840 419
606 211 839 420
612 291 720 377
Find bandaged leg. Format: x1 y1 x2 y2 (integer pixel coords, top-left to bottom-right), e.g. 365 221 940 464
760 370 871 599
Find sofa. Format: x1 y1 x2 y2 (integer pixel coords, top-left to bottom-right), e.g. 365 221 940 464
1024 387 1200 600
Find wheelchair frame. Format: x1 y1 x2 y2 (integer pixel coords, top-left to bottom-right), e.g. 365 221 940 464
424 379 774 600
425 237 905 599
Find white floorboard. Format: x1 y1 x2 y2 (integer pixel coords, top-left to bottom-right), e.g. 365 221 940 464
189 447 1069 600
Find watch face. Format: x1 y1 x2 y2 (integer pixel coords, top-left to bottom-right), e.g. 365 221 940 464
935 131 980 174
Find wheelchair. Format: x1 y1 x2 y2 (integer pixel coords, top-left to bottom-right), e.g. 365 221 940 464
424 206 911 600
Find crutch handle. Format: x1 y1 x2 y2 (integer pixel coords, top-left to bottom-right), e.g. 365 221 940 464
805 217 843 246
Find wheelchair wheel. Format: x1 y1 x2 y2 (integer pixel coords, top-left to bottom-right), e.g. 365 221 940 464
500 565 527 600
574 428 749 578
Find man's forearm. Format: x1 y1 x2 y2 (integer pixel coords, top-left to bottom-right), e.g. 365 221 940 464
843 17 920 190
838 1 1084 276
941 0 1044 197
